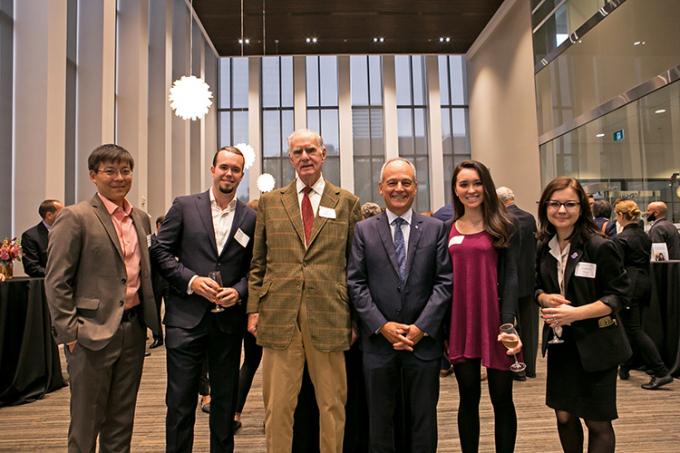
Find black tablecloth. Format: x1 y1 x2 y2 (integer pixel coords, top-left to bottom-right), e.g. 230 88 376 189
645 261 680 377
0 277 66 406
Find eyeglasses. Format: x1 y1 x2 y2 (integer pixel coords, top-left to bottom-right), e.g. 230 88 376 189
546 200 580 210
97 168 133 177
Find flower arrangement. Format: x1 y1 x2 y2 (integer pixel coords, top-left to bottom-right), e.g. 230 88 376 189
0 238 22 276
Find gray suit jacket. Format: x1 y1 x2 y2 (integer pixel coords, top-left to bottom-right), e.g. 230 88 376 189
45 194 160 351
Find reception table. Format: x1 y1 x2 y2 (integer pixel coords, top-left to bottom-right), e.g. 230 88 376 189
0 277 65 406
645 261 680 377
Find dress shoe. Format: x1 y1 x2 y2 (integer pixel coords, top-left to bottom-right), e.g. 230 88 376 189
618 367 630 380
232 420 242 434
144 351 151 357
439 366 454 377
150 338 164 349
512 371 527 381
200 395 211 414
641 374 673 390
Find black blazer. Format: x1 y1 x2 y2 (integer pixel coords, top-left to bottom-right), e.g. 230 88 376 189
21 222 49 277
613 223 651 304
649 218 680 260
347 212 453 361
507 204 538 298
536 234 631 371
151 192 256 332
444 217 521 325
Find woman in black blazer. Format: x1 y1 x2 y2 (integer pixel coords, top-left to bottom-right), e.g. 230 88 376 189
535 177 631 453
613 200 672 389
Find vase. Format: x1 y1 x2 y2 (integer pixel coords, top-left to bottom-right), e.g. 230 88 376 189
0 262 13 280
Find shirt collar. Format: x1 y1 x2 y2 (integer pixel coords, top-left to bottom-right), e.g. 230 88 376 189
548 235 570 261
98 193 132 216
296 174 325 196
210 187 237 212
42 220 53 230
385 208 413 226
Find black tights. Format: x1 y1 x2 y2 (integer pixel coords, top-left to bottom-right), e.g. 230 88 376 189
453 359 516 453
555 410 615 453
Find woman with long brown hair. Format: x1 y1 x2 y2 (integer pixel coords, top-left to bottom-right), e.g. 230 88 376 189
536 177 631 453
445 160 522 453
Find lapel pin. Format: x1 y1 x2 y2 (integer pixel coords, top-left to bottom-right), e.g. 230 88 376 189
570 252 578 259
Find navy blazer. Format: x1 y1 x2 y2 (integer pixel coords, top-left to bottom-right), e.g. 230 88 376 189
347 212 452 361
150 191 256 332
536 234 631 371
507 204 538 298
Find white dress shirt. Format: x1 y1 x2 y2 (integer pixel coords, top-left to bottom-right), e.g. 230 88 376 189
385 208 413 255
296 174 325 219
548 235 571 296
210 187 238 254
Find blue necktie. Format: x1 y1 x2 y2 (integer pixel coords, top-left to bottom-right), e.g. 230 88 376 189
392 217 407 282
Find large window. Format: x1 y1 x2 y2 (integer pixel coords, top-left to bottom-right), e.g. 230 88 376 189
261 56 294 189
350 55 384 204
396 55 429 211
439 55 471 204
306 56 340 185
0 0 12 237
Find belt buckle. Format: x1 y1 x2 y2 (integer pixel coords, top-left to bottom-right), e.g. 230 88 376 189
598 316 616 328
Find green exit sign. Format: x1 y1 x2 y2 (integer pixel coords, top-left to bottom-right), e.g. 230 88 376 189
613 129 624 142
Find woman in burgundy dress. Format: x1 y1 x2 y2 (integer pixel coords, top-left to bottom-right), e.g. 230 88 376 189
446 160 522 453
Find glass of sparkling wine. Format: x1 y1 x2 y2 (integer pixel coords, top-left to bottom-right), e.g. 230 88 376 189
208 271 224 313
499 323 527 373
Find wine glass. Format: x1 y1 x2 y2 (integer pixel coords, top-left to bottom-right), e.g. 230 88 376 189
499 323 527 373
208 271 224 313
545 311 564 344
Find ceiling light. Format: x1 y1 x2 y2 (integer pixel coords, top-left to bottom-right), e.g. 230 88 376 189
257 173 276 192
439 37 451 43
655 108 667 114
306 37 318 44
169 76 213 121
595 133 605 138
373 37 384 43
238 38 250 44
633 40 646 46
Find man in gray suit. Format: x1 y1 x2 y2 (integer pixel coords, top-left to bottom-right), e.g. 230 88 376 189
46 144 160 452
347 158 452 453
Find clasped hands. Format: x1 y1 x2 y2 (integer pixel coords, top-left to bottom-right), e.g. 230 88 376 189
380 321 424 352
191 276 240 308
539 292 577 329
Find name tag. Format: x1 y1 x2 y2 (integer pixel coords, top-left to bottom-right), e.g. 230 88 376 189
319 206 336 219
146 234 152 248
448 235 464 247
575 262 596 278
234 228 250 248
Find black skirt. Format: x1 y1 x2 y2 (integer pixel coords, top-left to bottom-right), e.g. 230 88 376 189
545 329 618 421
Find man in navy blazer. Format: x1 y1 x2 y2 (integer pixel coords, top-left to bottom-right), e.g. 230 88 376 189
151 146 256 453
348 158 452 453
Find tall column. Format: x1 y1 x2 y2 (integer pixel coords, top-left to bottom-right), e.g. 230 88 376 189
382 55 398 159
13 0 67 236
248 57 262 200
171 0 191 198
426 55 445 211
293 56 307 129
337 56 354 192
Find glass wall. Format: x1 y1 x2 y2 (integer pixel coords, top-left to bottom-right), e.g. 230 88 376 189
306 56 340 185
261 56 295 189
395 55 430 211
350 55 384 204
438 55 471 204
0 0 12 237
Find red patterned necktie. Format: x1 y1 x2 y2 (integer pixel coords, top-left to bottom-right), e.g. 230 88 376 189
302 186 314 244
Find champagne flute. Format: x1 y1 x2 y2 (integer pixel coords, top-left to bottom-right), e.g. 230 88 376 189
208 271 224 313
499 323 526 373
545 309 564 344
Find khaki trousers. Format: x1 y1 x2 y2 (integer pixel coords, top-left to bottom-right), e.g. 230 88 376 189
262 303 347 453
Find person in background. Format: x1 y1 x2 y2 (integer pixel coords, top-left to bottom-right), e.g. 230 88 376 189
150 215 168 349
445 160 522 453
497 186 538 380
21 199 63 277
613 200 673 390
646 201 680 259
361 202 382 219
591 200 611 235
536 177 631 453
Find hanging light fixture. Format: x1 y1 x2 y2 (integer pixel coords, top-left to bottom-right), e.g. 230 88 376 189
257 174 276 193
235 143 255 170
169 0 213 121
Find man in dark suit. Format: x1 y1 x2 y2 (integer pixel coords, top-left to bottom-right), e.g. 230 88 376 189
45 144 160 452
348 158 452 453
21 199 63 277
497 186 539 378
149 215 168 349
151 146 256 453
646 201 680 259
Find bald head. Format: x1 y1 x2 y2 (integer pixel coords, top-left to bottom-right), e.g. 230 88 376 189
646 201 668 221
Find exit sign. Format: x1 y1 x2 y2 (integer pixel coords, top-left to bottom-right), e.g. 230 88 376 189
613 129 624 142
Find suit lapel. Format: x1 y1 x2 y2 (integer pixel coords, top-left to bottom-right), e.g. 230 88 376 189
281 181 306 246
196 191 218 256
564 239 583 293
220 200 245 257
131 209 150 272
377 213 401 280
307 182 339 248
91 195 124 261
403 214 423 283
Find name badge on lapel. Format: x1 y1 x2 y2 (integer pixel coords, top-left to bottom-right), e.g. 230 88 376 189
448 236 464 247
234 228 250 248
319 206 336 219
575 262 596 278
146 234 152 248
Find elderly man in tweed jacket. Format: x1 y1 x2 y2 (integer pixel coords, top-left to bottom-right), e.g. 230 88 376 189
247 129 361 453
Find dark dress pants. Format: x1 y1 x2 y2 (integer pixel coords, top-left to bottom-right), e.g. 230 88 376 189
165 314 243 453
363 351 440 453
517 295 539 377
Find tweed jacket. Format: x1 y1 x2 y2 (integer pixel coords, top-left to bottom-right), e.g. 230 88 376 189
45 195 160 351
247 179 362 352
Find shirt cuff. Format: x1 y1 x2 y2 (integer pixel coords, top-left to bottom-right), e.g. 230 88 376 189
187 275 198 294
